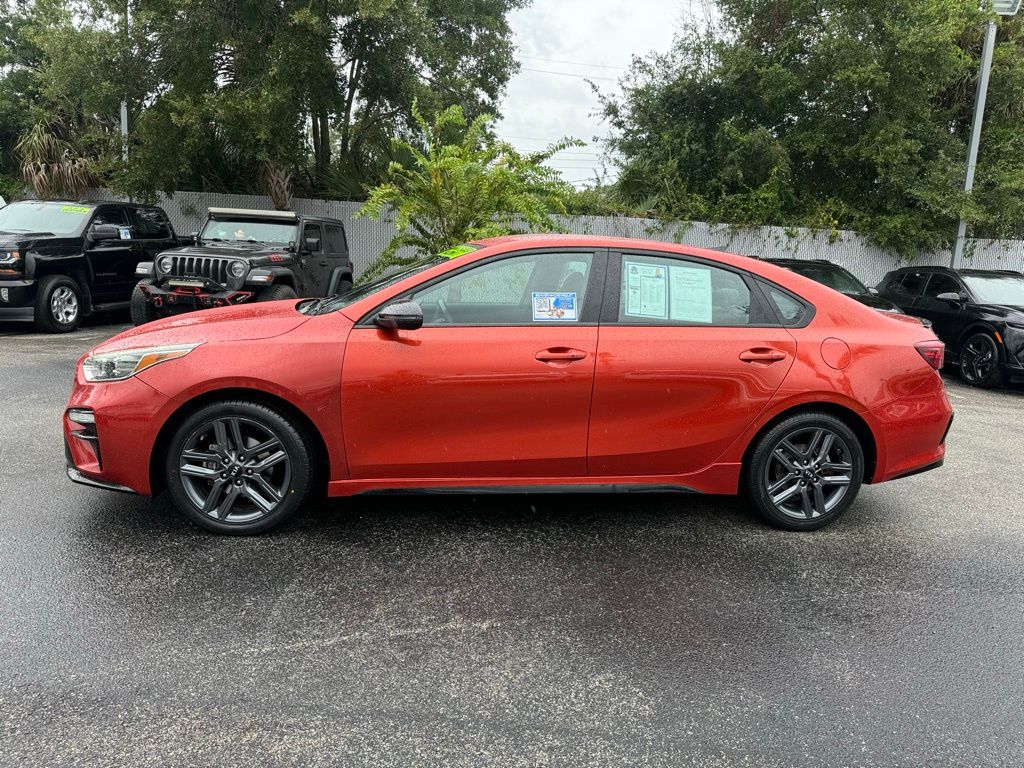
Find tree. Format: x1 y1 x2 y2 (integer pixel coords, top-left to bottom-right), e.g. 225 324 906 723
0 0 528 204
356 102 579 280
602 0 1024 258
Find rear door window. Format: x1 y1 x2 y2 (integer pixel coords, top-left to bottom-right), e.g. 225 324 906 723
896 271 928 297
130 208 172 239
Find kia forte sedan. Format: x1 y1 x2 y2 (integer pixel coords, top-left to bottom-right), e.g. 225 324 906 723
64 236 953 534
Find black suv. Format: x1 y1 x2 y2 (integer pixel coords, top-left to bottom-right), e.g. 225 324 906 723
877 266 1024 387
0 199 180 332
132 208 353 324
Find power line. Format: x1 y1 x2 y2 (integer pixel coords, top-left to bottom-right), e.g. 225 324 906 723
521 54 627 72
520 67 618 83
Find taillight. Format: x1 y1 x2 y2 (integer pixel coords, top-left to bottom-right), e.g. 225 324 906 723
915 341 945 371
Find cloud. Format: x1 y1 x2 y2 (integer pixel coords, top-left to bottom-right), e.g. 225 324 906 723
496 0 687 185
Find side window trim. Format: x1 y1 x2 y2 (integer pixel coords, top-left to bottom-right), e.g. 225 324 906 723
356 247 608 328
603 249 806 328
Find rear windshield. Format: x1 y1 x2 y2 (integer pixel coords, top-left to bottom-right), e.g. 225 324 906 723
0 201 91 235
962 274 1024 306
788 263 867 294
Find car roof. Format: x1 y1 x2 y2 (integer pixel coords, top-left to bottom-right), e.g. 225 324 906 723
762 258 843 267
888 265 1022 276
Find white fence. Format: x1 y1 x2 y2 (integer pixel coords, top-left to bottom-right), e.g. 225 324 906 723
79 189 1024 284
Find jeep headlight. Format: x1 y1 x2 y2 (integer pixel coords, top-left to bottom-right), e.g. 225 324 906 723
82 344 201 382
158 256 174 274
229 260 246 278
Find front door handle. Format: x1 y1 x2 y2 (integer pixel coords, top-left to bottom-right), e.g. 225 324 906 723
739 348 788 363
536 348 588 364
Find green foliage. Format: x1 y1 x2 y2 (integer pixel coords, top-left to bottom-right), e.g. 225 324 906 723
357 102 580 280
0 0 527 203
604 0 1024 258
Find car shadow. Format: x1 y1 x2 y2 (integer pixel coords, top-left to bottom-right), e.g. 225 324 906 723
0 308 131 337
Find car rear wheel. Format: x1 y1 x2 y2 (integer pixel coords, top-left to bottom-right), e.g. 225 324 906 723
165 401 314 534
257 284 298 302
34 275 83 333
745 412 864 531
129 281 158 326
958 332 1004 389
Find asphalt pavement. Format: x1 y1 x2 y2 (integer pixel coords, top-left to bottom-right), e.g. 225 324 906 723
2 318 1023 767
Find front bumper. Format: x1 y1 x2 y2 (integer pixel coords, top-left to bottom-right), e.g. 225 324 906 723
0 278 37 317
141 279 254 315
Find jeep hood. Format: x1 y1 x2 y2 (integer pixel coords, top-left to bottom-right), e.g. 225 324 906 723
164 242 288 259
94 301 310 353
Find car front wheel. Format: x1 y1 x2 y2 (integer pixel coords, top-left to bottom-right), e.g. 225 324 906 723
34 274 83 333
958 332 1004 388
165 400 314 534
745 412 864 531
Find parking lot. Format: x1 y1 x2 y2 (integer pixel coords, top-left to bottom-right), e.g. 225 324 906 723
2 319 1023 767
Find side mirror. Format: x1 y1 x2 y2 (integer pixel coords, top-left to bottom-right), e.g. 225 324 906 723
303 236 321 253
936 292 963 304
90 223 120 242
375 301 423 331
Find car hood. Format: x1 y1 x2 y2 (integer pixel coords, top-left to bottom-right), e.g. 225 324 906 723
975 303 1024 322
93 301 310 354
846 291 901 312
164 242 289 259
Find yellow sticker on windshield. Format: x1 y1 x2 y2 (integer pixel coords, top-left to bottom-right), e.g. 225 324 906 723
438 244 477 260
59 205 90 214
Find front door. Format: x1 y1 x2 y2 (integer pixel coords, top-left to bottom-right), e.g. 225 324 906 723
589 251 798 477
85 206 136 303
911 272 966 348
341 249 604 479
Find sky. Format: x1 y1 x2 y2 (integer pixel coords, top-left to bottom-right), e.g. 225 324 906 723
496 0 700 186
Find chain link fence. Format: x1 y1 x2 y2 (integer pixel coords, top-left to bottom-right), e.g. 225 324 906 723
80 189 1024 284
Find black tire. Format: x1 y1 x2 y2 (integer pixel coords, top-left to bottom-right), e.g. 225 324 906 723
257 284 298 302
745 412 864 531
130 281 158 326
958 331 1005 389
164 400 315 535
336 278 353 295
34 274 83 333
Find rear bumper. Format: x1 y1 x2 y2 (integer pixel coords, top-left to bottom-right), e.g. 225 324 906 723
0 278 37 315
868 378 953 484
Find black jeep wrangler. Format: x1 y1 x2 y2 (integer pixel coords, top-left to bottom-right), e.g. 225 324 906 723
0 199 181 332
132 207 353 324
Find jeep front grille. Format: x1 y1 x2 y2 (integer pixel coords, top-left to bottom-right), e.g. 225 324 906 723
168 256 231 284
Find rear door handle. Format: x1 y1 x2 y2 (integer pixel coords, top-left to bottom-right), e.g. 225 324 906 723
536 348 588 363
739 348 788 363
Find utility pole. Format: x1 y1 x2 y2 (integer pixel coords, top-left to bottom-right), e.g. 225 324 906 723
951 0 1022 268
120 0 131 164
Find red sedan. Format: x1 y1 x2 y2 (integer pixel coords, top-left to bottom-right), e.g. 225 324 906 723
64 236 953 534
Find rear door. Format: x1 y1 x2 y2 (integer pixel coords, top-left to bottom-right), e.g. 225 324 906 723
588 250 799 477
323 223 351 287
340 249 604 479
85 205 134 303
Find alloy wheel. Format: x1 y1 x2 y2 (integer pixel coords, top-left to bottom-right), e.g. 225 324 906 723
51 286 79 325
960 335 996 385
177 416 292 523
764 426 855 520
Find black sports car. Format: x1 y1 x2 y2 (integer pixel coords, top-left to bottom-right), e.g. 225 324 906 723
877 266 1024 388
763 258 906 313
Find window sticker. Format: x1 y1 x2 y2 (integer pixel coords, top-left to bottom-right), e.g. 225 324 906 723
532 291 578 322
669 264 713 323
625 261 668 319
438 244 478 260
118 227 132 240
59 205 90 214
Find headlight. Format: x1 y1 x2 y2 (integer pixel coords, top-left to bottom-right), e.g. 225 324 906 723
229 260 246 278
158 256 174 274
82 344 201 382
0 250 20 266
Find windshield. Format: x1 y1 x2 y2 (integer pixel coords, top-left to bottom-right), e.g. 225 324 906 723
201 218 297 244
0 201 91 235
790 263 867 294
962 274 1024 305
308 257 447 315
